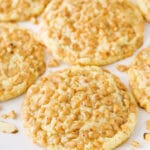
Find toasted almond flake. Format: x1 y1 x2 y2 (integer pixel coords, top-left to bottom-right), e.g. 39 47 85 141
116 65 129 72
144 133 150 142
131 141 140 147
146 120 150 131
0 121 18 134
47 58 60 67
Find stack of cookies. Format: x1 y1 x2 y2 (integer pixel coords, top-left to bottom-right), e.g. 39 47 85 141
0 0 150 150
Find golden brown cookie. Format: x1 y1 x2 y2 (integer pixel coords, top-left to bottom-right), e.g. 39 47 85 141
22 66 137 150
128 47 150 112
40 0 144 66
0 23 45 101
0 0 50 22
137 0 150 22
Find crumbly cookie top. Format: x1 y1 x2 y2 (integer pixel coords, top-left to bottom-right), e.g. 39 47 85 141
130 47 150 67
0 0 50 21
40 0 144 65
0 23 45 101
137 0 150 22
128 47 150 111
23 66 137 149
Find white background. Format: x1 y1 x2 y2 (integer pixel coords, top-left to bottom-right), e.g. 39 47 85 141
0 5 150 150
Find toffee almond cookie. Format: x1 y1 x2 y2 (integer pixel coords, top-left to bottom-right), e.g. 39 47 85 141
128 47 150 112
0 23 45 101
0 0 50 22
40 0 144 66
22 66 137 150
137 0 150 22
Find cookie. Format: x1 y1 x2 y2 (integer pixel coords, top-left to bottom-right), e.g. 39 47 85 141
0 23 45 101
137 0 150 22
40 0 144 66
22 66 137 150
128 47 150 112
0 0 50 22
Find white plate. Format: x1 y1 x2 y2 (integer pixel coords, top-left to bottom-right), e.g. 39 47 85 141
0 8 150 150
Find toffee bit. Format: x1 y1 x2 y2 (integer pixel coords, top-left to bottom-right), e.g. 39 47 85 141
116 65 129 72
131 141 140 148
144 133 150 142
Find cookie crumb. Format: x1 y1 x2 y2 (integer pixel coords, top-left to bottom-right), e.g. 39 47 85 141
116 65 129 72
1 114 8 119
47 58 60 67
1 110 17 119
30 17 39 24
146 120 150 131
131 141 140 148
0 121 18 134
144 133 150 142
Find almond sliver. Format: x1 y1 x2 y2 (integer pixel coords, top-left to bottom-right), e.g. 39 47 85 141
0 121 18 134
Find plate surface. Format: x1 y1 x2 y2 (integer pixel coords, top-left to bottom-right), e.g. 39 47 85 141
0 8 150 150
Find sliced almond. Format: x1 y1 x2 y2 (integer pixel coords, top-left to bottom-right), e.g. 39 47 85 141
0 121 18 134
131 140 140 148
116 65 128 72
144 133 150 142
